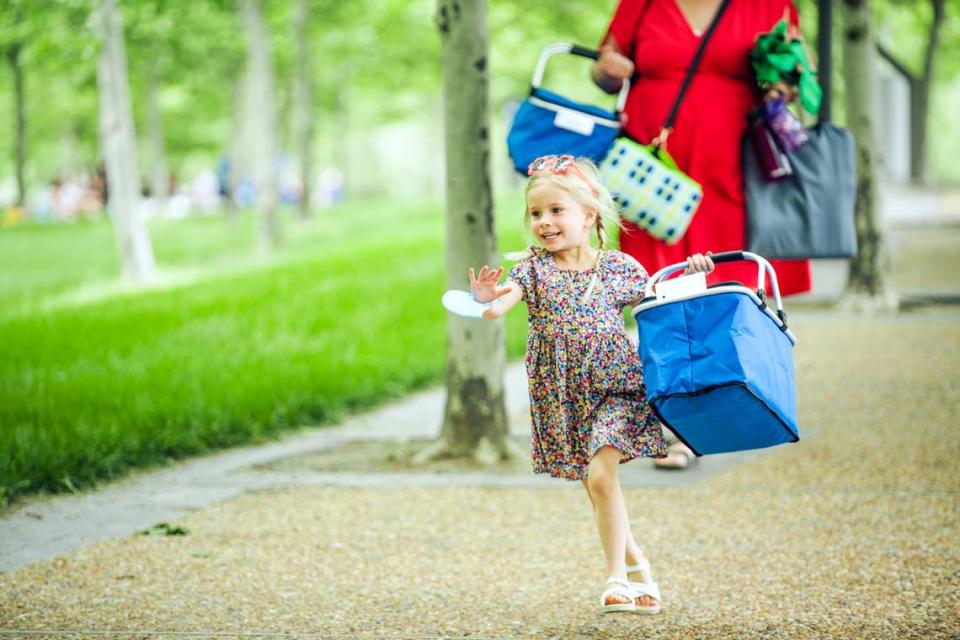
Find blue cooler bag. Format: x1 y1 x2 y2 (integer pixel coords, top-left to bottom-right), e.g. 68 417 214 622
507 43 628 174
633 251 799 456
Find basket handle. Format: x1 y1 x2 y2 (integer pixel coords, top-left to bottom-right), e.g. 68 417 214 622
644 251 787 324
531 43 630 113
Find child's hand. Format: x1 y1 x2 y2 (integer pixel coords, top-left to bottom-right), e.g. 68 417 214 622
469 265 510 303
683 252 714 276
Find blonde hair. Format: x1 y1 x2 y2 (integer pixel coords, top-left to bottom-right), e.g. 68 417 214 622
506 157 620 262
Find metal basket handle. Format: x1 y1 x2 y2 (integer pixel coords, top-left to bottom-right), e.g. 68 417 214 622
531 43 630 113
644 251 788 324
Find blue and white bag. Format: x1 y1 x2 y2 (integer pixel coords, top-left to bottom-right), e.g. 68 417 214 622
600 138 702 245
507 43 628 174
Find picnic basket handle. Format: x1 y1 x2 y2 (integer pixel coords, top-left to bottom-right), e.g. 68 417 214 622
644 251 787 320
569 44 601 60
531 43 630 113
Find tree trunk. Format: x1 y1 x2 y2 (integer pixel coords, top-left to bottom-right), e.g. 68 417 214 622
911 0 945 184
225 70 247 222
240 0 279 253
841 0 890 304
95 0 156 283
7 38 26 209
60 122 82 179
331 71 352 198
433 0 511 462
292 0 314 219
146 57 169 202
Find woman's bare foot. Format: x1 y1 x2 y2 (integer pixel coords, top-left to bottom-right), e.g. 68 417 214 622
654 442 697 470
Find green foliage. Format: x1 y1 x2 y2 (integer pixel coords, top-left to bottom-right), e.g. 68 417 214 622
876 0 959 80
0 194 531 504
6 0 956 195
142 522 189 535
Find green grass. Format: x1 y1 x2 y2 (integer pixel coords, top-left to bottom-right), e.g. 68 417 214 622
0 195 532 503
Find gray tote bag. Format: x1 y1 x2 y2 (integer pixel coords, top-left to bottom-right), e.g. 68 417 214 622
743 122 857 259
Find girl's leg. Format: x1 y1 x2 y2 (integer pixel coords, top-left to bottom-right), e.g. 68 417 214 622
581 477 645 566
586 446 632 604
583 451 656 607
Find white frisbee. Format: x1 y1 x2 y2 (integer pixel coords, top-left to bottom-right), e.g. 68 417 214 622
441 290 490 318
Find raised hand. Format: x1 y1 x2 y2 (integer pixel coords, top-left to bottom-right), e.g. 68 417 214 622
468 265 509 303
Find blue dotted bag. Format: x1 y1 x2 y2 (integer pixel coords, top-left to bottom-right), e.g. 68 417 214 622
599 138 702 245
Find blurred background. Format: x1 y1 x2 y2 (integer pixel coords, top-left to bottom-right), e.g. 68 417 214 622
2 0 957 219
1 0 958 505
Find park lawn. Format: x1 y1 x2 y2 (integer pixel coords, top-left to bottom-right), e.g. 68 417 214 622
0 195 532 504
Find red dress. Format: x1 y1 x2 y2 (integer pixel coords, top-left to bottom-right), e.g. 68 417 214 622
603 0 811 295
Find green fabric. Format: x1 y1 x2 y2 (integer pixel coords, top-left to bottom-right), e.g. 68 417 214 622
750 19 822 115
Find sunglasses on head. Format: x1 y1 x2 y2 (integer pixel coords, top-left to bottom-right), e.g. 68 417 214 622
527 155 597 194
527 154 579 175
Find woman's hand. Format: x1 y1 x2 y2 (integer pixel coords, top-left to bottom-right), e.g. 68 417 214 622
597 44 634 82
469 265 510 304
683 252 715 276
593 43 634 96
765 80 798 103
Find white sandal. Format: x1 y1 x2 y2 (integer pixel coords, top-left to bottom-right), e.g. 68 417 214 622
626 558 662 615
600 576 636 613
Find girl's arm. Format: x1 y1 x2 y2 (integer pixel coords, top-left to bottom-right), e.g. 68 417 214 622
469 265 524 320
481 281 522 320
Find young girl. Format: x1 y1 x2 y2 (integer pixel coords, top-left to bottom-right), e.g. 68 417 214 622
468 154 714 614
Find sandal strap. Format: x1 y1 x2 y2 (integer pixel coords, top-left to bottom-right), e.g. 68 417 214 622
601 577 635 606
603 576 631 590
625 557 650 574
629 580 661 602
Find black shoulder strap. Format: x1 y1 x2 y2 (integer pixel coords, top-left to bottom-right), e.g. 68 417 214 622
628 0 653 62
656 0 732 147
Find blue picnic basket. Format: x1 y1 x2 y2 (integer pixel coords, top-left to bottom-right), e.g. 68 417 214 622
507 43 629 174
633 251 799 456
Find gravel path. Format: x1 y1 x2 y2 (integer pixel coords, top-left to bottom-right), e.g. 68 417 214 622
2 307 958 639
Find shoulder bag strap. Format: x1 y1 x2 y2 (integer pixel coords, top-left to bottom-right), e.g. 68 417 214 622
628 0 652 62
653 0 733 153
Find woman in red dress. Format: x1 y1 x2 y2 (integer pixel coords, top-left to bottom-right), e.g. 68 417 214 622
592 0 812 474
592 0 812 294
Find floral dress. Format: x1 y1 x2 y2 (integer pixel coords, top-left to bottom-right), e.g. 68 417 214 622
508 247 667 480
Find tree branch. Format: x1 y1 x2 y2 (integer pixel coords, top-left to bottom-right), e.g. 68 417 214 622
876 43 916 83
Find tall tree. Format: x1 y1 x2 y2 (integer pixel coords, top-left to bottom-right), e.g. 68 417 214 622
291 0 314 219
876 0 947 183
912 0 945 183
145 55 169 202
425 0 512 464
842 0 891 304
94 0 156 282
5 6 26 209
240 0 279 252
